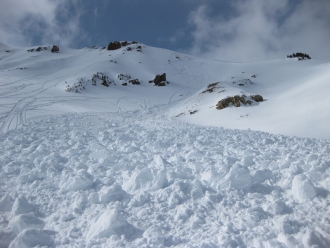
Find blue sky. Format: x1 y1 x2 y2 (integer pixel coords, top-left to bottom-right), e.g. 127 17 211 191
1 0 330 62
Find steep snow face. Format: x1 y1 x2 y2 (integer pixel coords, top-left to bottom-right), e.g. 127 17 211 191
0 43 330 139
0 43 330 247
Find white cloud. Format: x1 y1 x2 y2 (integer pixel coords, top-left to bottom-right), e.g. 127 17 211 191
0 0 84 47
187 0 330 62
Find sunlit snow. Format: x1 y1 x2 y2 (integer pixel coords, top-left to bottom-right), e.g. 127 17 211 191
0 42 329 247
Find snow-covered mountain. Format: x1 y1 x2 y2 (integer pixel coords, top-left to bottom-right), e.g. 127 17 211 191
0 42 329 247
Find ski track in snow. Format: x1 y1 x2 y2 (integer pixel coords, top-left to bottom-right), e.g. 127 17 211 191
0 112 330 247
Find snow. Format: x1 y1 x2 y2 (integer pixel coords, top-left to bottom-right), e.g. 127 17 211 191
0 42 330 247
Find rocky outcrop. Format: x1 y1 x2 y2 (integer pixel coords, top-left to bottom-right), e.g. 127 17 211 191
129 79 140 85
51 45 59 53
107 41 138 51
27 47 48 52
287 53 311 60
216 95 263 110
250 95 263 102
107 41 121 50
153 73 167 86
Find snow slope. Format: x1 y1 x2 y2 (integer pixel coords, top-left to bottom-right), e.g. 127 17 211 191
0 43 330 247
0 43 329 139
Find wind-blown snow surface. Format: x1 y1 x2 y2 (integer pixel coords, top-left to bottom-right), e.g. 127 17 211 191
0 43 330 247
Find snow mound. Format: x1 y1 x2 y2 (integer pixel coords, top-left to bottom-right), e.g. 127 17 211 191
61 170 94 191
9 228 53 248
9 213 45 234
218 164 252 190
0 194 14 212
11 196 35 217
86 207 138 242
292 174 317 202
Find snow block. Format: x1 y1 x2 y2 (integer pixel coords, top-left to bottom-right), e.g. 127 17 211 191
86 208 137 242
9 213 45 234
123 168 168 193
218 164 252 190
0 228 16 248
9 228 53 248
292 174 317 202
16 171 41 185
62 171 93 191
142 225 164 245
116 134 133 142
88 192 100 204
302 230 330 248
252 169 273 183
0 194 14 212
11 196 35 217
99 184 129 204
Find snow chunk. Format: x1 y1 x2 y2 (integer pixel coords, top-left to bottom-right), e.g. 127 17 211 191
252 169 273 183
0 194 14 212
116 134 133 142
292 174 317 202
60 214 75 222
9 228 53 248
9 213 45 234
123 168 168 193
142 225 164 245
0 228 16 248
88 192 100 204
61 170 93 191
86 207 137 242
16 171 41 185
11 196 35 217
302 230 330 248
99 184 129 204
218 164 252 190
154 154 167 167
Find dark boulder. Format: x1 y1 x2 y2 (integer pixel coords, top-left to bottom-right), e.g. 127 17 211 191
107 41 121 50
101 80 109 87
129 79 140 85
51 45 59 53
250 95 263 102
153 73 166 86
216 94 263 110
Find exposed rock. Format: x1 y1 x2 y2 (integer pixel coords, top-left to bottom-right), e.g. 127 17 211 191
107 41 139 51
201 82 225 94
287 52 311 60
153 73 167 86
51 45 59 53
216 95 263 110
250 95 263 102
118 73 131 81
101 81 109 87
28 47 47 52
122 83 127 86
107 41 121 50
129 79 140 85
